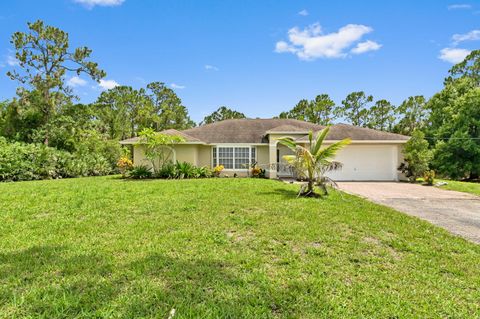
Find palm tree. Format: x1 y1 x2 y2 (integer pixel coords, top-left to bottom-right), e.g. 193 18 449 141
277 127 350 197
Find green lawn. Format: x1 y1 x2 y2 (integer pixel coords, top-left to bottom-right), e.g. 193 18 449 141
0 177 479 318
436 179 480 196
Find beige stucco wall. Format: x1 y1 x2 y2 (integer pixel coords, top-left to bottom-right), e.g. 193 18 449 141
197 145 212 167
174 144 198 164
133 145 175 169
256 145 269 167
133 144 212 168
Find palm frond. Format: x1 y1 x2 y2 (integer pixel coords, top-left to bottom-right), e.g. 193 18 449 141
277 137 297 152
311 127 330 155
315 138 351 162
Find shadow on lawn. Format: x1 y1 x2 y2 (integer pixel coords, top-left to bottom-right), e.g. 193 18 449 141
0 245 118 316
0 246 283 318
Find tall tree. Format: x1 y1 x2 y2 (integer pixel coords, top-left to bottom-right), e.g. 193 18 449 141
7 20 105 145
432 87 480 179
335 91 373 127
146 82 195 131
394 96 429 135
201 106 246 125
447 49 480 85
279 94 336 125
94 86 152 140
368 99 396 131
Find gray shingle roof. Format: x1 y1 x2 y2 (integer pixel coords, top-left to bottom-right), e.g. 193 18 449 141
295 124 410 142
119 129 204 145
119 119 409 144
183 119 324 143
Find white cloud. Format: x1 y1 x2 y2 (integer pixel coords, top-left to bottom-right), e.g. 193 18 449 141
298 9 309 16
351 40 382 54
205 64 219 71
73 0 124 9
439 48 471 63
275 23 380 60
452 29 480 44
447 4 472 10
171 83 185 89
67 76 87 87
99 79 119 90
6 55 19 66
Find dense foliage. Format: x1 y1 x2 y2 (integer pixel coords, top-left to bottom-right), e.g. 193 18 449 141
0 21 197 182
200 106 246 125
398 130 433 182
0 137 112 181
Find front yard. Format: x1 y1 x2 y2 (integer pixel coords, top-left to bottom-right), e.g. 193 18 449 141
436 179 480 196
0 177 479 318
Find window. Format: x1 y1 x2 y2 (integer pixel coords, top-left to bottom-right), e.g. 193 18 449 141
213 146 256 170
235 147 250 169
251 147 256 165
218 147 234 169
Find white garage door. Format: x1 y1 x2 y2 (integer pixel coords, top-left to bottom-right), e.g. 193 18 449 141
325 144 398 181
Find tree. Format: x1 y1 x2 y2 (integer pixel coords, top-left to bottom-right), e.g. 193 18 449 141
0 92 46 142
398 130 433 182
431 87 480 179
335 91 373 127
7 20 105 145
95 86 152 140
279 94 336 125
201 106 246 125
394 96 429 136
447 49 480 85
277 127 350 197
146 82 195 131
138 128 185 174
368 99 396 131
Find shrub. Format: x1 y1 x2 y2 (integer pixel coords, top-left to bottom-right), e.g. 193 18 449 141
117 156 133 177
398 130 433 182
196 166 213 178
251 166 266 178
175 161 196 179
128 165 152 179
213 165 224 177
0 137 113 182
423 170 435 185
157 162 177 179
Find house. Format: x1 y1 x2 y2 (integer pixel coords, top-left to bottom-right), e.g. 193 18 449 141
119 118 409 181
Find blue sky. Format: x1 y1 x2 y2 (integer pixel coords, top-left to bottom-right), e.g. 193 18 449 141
0 0 479 123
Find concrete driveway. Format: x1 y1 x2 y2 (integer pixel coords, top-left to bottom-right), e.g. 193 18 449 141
338 182 480 244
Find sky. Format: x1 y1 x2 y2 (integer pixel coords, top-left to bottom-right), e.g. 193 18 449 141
0 0 479 123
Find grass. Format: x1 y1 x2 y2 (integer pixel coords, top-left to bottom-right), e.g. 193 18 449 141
435 179 480 196
0 176 479 318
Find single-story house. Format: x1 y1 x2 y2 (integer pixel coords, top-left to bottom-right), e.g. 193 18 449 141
120 118 409 181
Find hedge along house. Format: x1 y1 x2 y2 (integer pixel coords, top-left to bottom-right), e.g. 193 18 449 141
119 118 410 181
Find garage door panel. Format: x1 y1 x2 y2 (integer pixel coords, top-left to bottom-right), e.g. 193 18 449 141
325 145 397 181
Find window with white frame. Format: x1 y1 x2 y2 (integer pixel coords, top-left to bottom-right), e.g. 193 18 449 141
213 146 257 170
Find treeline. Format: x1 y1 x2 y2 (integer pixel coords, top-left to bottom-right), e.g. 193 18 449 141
1 20 479 181
277 93 428 136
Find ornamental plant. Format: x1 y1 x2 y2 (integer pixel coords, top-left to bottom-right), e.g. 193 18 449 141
278 127 350 197
138 128 185 174
251 166 266 178
117 156 133 177
423 170 435 185
213 165 224 177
